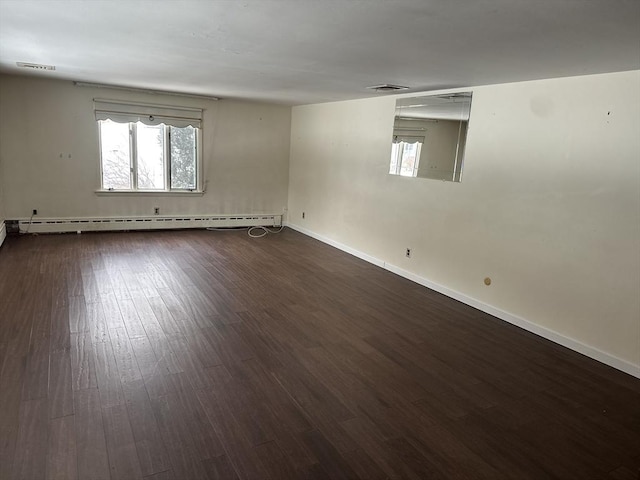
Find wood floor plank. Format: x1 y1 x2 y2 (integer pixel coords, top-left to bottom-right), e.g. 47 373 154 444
130 296 162 332
93 269 116 298
101 292 126 331
269 356 356 424
143 470 175 480
238 358 312 435
122 379 171 476
139 320 183 377
117 298 148 339
70 332 97 391
102 403 144 480
50 306 71 353
0 339 26 479
195 380 268 480
342 448 392 480
21 332 50 401
107 270 133 301
93 338 125 408
74 388 111 480
119 269 144 298
301 429 360 480
135 272 161 299
47 414 78 480
383 436 444 480
167 372 225 460
81 272 101 304
110 327 144 385
146 294 184 335
205 363 276 446
66 267 84 299
201 454 240 480
68 296 88 334
129 335 175 398
150 391 215 479
49 348 74 419
184 331 223 369
254 440 299 479
12 398 49 480
86 301 110 344
166 336 214 391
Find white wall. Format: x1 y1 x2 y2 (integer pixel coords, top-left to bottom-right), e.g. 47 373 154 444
0 74 291 219
288 71 640 375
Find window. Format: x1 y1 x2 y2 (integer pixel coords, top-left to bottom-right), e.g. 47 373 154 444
95 99 202 192
99 121 198 191
390 135 423 177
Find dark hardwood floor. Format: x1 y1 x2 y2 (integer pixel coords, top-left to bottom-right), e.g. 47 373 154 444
0 228 638 480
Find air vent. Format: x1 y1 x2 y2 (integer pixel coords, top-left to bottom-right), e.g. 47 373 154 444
16 62 55 71
366 84 409 92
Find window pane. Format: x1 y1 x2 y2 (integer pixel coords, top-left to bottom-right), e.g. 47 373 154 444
170 126 197 190
399 142 420 177
390 143 400 175
136 123 165 189
100 120 131 189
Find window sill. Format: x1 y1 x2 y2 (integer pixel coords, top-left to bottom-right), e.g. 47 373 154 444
95 189 205 197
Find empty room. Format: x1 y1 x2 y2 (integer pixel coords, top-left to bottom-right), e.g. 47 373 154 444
0 1 639 479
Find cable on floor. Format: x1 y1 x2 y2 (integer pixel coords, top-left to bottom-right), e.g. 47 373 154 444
22 213 36 235
247 225 284 238
206 225 284 238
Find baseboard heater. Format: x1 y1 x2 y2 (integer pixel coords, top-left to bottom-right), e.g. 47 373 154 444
13 214 282 234
0 221 6 247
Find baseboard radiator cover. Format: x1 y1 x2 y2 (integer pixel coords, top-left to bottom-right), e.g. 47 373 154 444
15 214 282 234
0 221 6 248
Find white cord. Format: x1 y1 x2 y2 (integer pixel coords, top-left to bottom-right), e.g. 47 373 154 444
23 213 34 234
247 225 284 238
206 225 284 238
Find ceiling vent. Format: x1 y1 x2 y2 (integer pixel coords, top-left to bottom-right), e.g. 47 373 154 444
366 84 409 92
16 62 55 71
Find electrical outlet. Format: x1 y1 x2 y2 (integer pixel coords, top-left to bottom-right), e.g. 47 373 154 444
32 209 38 216
302 211 305 219
154 207 160 215
405 248 411 258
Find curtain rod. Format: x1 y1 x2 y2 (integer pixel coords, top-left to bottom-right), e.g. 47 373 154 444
73 81 219 101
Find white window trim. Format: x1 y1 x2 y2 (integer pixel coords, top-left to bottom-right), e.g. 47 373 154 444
390 137 423 177
95 99 205 194
94 189 205 196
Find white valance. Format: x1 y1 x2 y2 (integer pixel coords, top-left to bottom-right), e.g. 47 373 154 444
94 99 202 128
393 134 424 145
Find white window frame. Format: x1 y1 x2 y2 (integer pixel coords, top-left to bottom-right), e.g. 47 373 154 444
94 99 204 195
390 136 423 177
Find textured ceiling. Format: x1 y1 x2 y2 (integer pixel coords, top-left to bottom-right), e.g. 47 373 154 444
0 0 639 105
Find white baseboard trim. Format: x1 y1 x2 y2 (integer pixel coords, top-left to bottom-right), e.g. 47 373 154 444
0 221 6 249
287 223 386 269
286 222 640 379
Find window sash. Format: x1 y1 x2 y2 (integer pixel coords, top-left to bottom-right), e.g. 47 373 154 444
98 120 201 192
390 141 421 177
169 127 198 190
